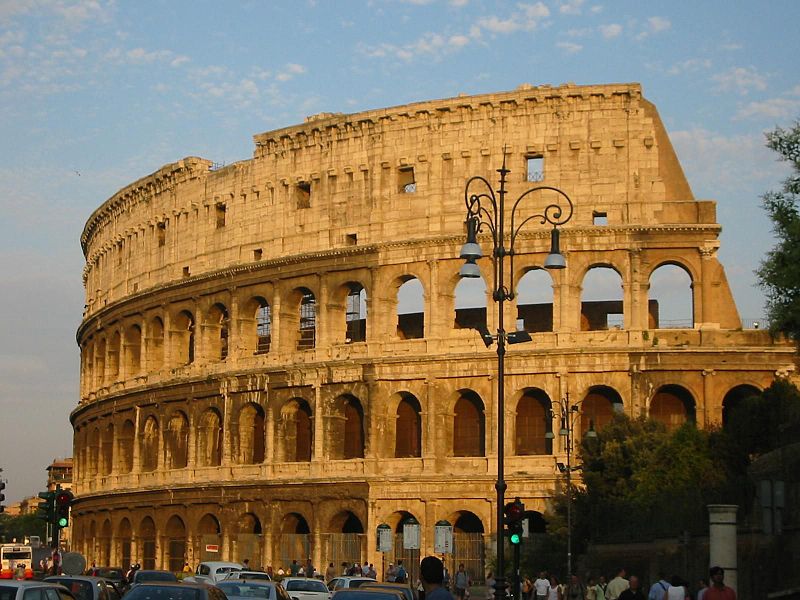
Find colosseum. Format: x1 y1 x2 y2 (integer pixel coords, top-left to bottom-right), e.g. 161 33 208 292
71 82 795 577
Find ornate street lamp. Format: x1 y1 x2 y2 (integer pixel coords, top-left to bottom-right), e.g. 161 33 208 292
545 394 597 578
458 155 575 600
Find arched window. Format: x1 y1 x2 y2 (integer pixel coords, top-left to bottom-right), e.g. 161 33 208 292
165 411 189 469
118 519 132 569
148 317 164 370
100 423 114 476
651 385 696 430
108 332 121 381
207 304 230 360
580 386 623 434
649 264 694 328
139 516 157 570
344 398 365 459
125 325 142 375
95 337 106 387
517 269 554 332
722 384 761 426
279 399 313 462
255 299 272 354
454 277 487 331
173 311 195 365
197 408 223 467
581 266 624 330
298 289 316 350
395 394 422 458
238 403 265 464
454 392 485 457
118 420 134 474
397 278 424 339
89 427 100 477
140 416 160 472
165 515 187 573
346 283 367 343
515 390 552 455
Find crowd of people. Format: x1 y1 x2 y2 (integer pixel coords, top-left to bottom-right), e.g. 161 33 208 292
503 567 736 600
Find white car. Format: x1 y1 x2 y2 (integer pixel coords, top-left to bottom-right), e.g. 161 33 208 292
282 577 331 600
223 570 273 582
184 561 243 584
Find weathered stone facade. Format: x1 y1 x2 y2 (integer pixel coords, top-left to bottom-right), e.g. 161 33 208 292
72 83 795 574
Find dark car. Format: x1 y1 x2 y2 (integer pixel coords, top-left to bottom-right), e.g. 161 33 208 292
331 590 406 600
359 583 416 600
124 582 226 600
94 569 126 585
129 571 179 586
44 576 119 600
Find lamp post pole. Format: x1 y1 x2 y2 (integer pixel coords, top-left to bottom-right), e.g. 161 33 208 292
546 395 596 578
459 154 574 600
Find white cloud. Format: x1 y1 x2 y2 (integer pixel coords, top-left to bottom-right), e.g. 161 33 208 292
360 29 475 61
450 0 469 6
170 55 190 68
476 2 549 35
635 15 671 40
667 58 712 76
736 97 800 121
712 66 768 95
557 41 582 54
559 0 584 15
599 23 622 39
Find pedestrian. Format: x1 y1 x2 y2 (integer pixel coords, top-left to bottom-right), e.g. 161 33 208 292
306 558 315 578
367 564 377 579
420 556 455 600
696 579 709 600
183 562 193 576
587 576 605 600
290 559 301 576
396 560 408 584
387 563 397 582
326 562 337 582
267 566 274 579
563 574 585 600
485 572 495 600
664 576 687 600
598 577 608 599
648 573 670 600
416 577 427 600
14 563 26 580
547 576 562 600
534 572 550 600
703 567 735 600
619 576 646 600
278 566 285 576
443 566 451 591
243 558 251 570
453 563 469 600
606 569 629 600
522 575 533 600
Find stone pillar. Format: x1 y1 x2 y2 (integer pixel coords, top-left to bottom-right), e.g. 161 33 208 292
265 404 275 465
222 389 234 466
318 275 331 348
701 370 716 427
698 247 717 327
270 282 282 353
187 405 198 469
708 504 738 594
132 407 142 473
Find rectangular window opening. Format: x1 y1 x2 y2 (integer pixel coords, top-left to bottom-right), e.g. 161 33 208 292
182 266 190 277
593 211 608 226
398 167 416 193
215 203 226 228
526 155 544 182
253 248 263 261
296 182 311 209
346 233 358 246
157 222 166 247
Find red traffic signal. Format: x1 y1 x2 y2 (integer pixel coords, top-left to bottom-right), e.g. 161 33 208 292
54 490 74 528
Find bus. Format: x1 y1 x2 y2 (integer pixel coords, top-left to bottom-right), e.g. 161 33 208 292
0 544 34 579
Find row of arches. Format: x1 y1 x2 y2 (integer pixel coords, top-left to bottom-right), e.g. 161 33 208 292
80 264 695 396
76 382 758 483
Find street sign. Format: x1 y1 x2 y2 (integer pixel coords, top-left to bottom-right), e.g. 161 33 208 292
205 544 219 553
434 520 453 554
403 521 420 550
377 524 393 553
522 517 529 538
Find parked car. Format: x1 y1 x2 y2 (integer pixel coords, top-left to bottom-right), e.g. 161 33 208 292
216 581 288 600
93 568 126 585
222 571 272 583
124 582 227 600
44 576 120 600
331 589 406 600
281 578 330 600
326 578 376 593
359 582 416 600
128 570 179 589
0 580 77 600
184 562 243 585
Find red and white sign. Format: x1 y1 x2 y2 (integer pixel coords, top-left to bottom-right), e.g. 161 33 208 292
205 545 219 553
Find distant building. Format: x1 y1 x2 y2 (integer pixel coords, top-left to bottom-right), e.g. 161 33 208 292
47 458 73 491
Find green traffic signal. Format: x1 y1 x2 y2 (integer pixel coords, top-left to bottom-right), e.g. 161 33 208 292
509 532 521 545
57 516 69 527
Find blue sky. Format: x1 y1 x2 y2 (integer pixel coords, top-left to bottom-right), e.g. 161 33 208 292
1 0 798 502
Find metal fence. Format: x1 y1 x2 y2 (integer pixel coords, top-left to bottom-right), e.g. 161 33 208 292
443 533 486 586
232 534 263 570
320 533 366 572
278 534 311 571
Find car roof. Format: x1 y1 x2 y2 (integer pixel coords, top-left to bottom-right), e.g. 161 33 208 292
0 582 67 588
332 590 406 600
360 584 411 589
334 578 376 581
201 562 243 568
46 576 107 582
136 582 210 588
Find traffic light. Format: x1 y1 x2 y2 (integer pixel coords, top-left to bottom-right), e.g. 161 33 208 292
37 491 56 523
0 480 5 513
54 490 74 528
504 497 525 545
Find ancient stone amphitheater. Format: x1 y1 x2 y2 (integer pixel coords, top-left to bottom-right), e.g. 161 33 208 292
71 83 795 575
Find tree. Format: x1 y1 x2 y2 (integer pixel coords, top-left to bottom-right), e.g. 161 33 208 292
757 121 800 340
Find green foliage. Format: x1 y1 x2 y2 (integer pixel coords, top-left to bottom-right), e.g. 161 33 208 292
757 122 800 340
0 513 46 543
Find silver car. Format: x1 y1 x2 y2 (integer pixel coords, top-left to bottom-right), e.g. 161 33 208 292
0 581 77 600
215 581 289 600
281 578 330 600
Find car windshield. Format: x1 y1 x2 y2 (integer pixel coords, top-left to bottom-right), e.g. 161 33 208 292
217 583 272 599
349 581 373 589
48 579 94 600
285 581 327 592
137 572 178 582
125 586 202 600
0 585 19 600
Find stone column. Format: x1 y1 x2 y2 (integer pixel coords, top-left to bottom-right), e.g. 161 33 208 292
270 282 282 353
132 407 142 473
708 504 738 593
701 370 716 427
698 247 717 327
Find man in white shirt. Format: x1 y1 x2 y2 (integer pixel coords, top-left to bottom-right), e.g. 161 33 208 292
606 569 629 600
534 572 550 600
